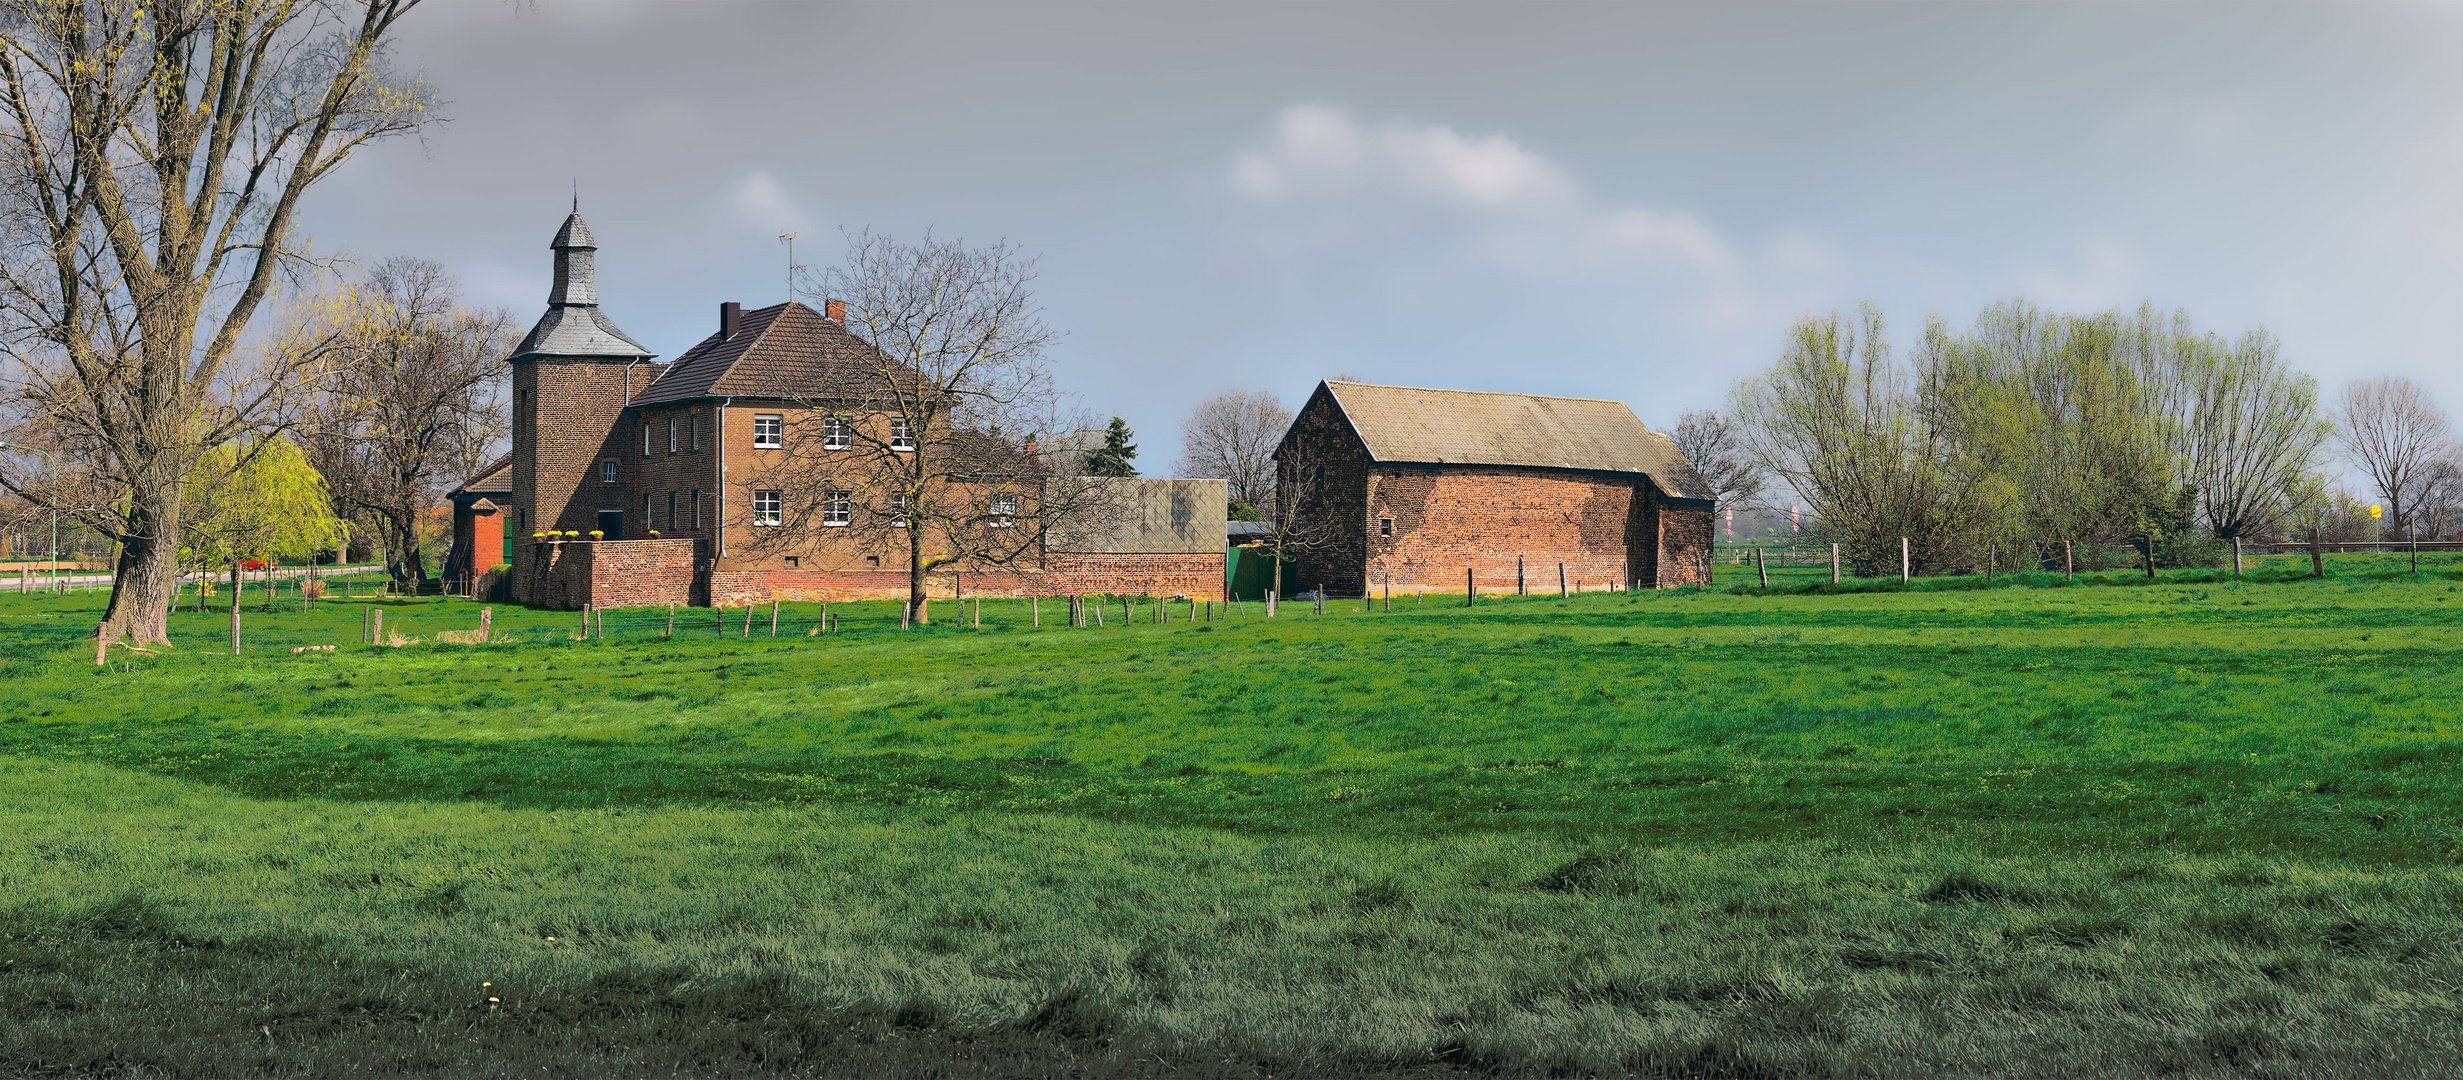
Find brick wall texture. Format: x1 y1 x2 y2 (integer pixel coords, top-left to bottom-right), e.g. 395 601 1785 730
1279 391 1714 595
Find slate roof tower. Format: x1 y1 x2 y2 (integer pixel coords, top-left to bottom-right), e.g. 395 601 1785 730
507 204 658 601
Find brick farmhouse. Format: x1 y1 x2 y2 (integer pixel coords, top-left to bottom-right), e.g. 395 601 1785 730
474 207 1222 609
1274 380 1714 596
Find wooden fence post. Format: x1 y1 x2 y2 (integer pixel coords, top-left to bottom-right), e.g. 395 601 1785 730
1830 543 1840 585
480 606 493 644
667 603 676 638
1517 556 1525 596
771 601 780 637
230 562 242 655
2412 537 2420 574
1466 567 1475 606
2232 537 2242 578
902 600 912 629
1032 595 1040 627
1900 537 1910 584
1383 579 1391 612
1558 562 1567 598
1313 585 1323 616
1755 547 1768 588
370 608 382 648
94 625 107 667
2065 540 2074 581
361 606 370 644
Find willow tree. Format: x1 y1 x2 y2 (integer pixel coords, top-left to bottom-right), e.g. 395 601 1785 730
182 436 349 594
0 0 434 646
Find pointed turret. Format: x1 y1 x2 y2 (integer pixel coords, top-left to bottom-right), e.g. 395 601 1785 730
510 206 653 362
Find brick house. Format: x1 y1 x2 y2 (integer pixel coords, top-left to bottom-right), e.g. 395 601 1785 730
1274 380 1714 596
497 206 1222 609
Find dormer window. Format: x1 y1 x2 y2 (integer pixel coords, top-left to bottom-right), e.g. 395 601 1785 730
754 413 784 449
890 416 914 452
822 416 851 451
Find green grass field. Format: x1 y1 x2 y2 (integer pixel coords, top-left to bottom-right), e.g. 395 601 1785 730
6 559 2463 1077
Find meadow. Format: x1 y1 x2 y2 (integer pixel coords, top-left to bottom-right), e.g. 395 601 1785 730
5 556 2463 1077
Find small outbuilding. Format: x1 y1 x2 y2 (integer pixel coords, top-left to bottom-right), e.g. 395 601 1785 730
442 455 512 594
1273 380 1714 596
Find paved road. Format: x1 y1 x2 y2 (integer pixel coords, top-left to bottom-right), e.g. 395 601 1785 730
7 564 392 591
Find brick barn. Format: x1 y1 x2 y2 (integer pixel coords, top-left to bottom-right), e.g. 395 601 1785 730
490 206 1223 609
1274 380 1714 596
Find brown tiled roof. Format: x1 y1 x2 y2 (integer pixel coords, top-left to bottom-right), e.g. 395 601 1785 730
631 301 889 406
1314 381 1714 501
449 454 513 498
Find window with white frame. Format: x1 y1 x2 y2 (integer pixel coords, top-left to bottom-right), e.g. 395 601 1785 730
822 416 850 450
643 492 653 524
690 489 702 528
668 417 679 454
823 490 852 526
754 413 784 449
600 460 617 484
988 492 1017 527
642 420 651 456
890 416 914 451
753 489 784 526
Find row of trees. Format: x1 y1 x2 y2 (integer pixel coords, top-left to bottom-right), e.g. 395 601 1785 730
1709 300 2458 574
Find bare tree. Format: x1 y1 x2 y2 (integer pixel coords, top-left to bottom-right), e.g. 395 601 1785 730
0 0 434 644
766 229 1111 623
1670 409 1765 514
1177 389 1289 511
2336 376 2453 540
1262 407 1356 607
295 258 515 591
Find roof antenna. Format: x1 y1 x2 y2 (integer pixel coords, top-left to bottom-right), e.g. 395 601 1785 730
779 230 799 302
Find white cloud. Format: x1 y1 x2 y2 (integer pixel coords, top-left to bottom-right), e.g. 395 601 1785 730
1230 104 1576 210
2015 238 2143 312
726 170 813 235
1224 105 1831 331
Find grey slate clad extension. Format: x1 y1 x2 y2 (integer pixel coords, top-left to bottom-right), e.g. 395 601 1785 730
1319 381 1713 501
1050 478 1228 554
510 209 655 361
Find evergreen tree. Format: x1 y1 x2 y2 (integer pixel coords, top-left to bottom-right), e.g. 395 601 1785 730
1086 417 1140 477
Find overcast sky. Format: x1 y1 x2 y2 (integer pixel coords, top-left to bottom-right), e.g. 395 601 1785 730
303 1 2463 471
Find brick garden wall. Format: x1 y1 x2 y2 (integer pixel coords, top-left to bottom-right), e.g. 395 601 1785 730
704 551 1225 604
514 538 698 609
588 539 700 608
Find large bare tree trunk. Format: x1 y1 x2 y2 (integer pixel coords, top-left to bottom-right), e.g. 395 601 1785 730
97 490 184 646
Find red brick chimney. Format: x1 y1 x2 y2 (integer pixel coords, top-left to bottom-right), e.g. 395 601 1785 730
824 298 846 324
719 301 742 339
